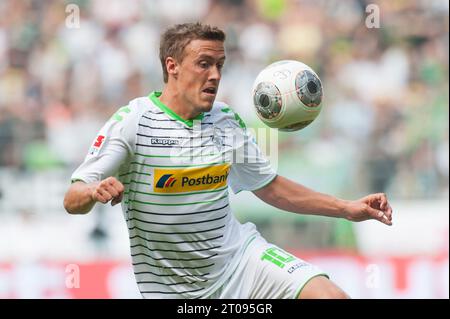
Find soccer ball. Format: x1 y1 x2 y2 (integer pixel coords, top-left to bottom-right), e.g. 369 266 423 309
252 60 323 131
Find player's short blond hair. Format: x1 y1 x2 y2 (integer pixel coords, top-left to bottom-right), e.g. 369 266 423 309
159 22 226 83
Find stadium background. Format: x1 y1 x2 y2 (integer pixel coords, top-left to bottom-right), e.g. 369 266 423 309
0 0 448 298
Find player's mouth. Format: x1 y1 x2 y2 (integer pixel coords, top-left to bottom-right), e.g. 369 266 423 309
202 87 217 97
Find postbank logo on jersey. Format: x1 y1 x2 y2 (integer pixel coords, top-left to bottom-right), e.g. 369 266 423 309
155 174 177 188
153 164 230 193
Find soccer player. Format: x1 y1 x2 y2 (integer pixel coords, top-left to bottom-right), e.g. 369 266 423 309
63 22 393 299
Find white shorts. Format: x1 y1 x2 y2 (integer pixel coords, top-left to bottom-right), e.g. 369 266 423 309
210 235 328 299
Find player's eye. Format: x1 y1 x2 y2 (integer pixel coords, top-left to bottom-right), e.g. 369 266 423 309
199 61 210 69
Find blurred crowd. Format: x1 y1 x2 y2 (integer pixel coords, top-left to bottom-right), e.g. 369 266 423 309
0 0 448 200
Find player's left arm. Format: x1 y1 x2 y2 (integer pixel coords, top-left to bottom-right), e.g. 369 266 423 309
253 175 393 226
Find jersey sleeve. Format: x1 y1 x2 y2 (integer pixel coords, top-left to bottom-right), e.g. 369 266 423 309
224 107 277 194
71 104 138 184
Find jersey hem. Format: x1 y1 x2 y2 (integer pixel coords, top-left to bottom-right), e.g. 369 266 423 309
71 178 87 184
199 234 258 299
293 273 330 299
234 173 277 194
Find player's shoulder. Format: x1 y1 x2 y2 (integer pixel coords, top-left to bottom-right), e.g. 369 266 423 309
109 95 157 123
128 95 159 115
209 101 247 129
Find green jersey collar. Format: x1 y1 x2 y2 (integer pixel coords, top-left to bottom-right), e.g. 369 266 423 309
149 91 204 128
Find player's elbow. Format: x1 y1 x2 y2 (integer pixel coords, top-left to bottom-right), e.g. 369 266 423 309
63 191 89 215
63 195 75 214
63 194 77 214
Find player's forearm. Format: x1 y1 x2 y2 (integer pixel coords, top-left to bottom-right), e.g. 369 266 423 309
254 175 348 219
63 181 99 214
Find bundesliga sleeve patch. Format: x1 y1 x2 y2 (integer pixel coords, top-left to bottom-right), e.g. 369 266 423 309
88 134 106 155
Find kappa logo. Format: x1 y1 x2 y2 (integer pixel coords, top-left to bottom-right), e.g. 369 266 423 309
155 174 177 188
151 138 180 146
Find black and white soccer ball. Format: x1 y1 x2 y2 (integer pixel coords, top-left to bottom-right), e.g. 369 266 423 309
252 60 323 131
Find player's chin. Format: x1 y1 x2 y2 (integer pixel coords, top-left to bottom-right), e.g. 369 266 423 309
199 96 216 110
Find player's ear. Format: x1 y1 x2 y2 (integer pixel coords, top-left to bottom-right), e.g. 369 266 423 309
166 57 179 78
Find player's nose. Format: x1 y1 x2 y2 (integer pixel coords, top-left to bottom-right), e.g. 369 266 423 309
209 65 221 81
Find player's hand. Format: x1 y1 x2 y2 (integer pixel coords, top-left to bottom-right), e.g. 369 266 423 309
344 193 393 226
91 177 124 206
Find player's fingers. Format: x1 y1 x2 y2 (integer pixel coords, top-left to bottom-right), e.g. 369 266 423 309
378 193 393 221
385 202 393 221
93 191 107 204
114 184 125 198
380 198 386 210
371 193 385 210
367 206 392 226
381 193 388 210
105 177 123 206
96 187 112 203
105 176 123 188
107 178 125 196
103 183 120 199
99 179 119 197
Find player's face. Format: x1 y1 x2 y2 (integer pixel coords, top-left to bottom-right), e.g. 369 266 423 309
176 39 225 113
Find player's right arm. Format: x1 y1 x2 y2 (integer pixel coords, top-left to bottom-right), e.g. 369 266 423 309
64 177 124 214
64 103 138 214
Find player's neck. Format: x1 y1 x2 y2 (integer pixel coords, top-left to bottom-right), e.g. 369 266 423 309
158 89 200 121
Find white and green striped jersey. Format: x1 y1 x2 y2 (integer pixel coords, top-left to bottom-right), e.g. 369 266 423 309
71 91 277 299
